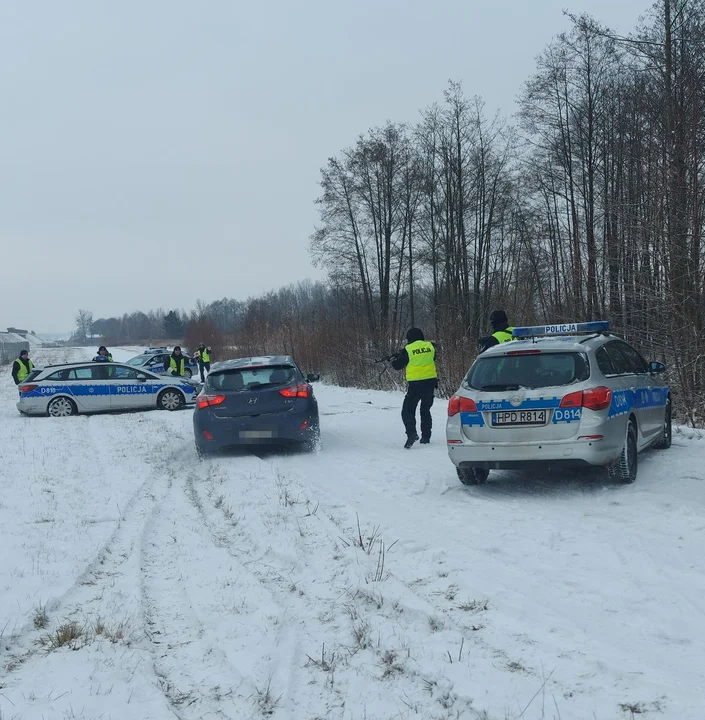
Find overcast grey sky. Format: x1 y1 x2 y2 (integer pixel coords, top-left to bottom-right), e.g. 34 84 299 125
1 0 652 334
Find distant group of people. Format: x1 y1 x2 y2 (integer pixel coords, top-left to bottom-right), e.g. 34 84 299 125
387 309 514 449
10 343 214 386
164 344 212 382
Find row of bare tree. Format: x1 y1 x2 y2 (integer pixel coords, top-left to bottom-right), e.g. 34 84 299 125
308 1 705 423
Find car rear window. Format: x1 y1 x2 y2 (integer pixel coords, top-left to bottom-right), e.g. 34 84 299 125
466 352 590 390
207 365 298 392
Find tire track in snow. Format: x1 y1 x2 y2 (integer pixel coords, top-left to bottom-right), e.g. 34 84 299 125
139 448 281 719
0 413 170 669
187 452 542 719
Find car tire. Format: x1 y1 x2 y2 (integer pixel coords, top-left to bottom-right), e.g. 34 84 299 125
653 396 672 449
304 423 321 452
47 396 77 418
158 389 185 411
184 368 193 379
457 467 489 485
195 442 211 459
610 421 638 484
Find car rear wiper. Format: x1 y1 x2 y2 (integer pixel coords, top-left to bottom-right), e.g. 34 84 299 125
247 382 276 390
477 383 520 391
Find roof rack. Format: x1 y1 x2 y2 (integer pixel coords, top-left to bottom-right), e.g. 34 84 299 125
512 321 610 339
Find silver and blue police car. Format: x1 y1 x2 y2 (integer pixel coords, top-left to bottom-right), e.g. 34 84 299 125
446 321 671 485
16 361 201 417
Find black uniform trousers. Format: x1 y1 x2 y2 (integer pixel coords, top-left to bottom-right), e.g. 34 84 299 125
401 378 436 439
198 361 211 382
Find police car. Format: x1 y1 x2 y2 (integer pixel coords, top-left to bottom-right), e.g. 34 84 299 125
125 349 199 378
446 322 671 485
16 361 201 417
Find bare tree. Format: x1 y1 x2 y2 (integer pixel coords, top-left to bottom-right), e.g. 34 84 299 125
74 309 93 345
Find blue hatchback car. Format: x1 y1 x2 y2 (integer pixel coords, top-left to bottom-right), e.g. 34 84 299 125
193 355 320 456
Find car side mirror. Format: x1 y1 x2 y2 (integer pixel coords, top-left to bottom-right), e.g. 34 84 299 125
306 373 320 383
136 374 148 381
649 361 666 374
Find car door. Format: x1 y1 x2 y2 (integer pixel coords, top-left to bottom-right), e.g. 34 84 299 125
145 353 168 375
107 365 154 410
616 341 662 441
62 365 111 412
601 341 636 435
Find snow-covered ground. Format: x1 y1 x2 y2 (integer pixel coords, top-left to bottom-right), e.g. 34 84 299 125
1 346 703 720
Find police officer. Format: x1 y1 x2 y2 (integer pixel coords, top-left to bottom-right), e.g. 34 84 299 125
164 346 187 376
478 310 515 353
195 343 212 382
390 327 438 449
93 346 113 362
12 349 33 385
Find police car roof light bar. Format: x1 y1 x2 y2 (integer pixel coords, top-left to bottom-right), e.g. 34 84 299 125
511 321 610 339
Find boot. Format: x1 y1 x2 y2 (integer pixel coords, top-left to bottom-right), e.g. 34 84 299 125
420 435 431 444
404 433 419 449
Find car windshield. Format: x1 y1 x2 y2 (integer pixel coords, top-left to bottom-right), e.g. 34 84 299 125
126 356 146 366
465 351 590 390
207 365 297 392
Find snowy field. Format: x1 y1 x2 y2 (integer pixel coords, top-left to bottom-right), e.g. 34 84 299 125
1 346 704 720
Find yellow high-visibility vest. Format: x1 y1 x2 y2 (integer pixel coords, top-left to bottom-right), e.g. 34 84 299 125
16 357 34 382
405 341 437 381
492 327 515 343
169 356 186 375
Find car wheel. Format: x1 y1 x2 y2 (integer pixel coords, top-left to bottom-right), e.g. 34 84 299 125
158 389 185 411
304 424 321 452
457 467 489 485
654 397 672 449
195 442 211 459
47 396 77 418
184 368 193 379
610 421 638 484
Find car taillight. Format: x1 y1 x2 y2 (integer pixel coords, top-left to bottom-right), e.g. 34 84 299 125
582 386 612 411
196 394 226 409
506 349 542 355
19 384 38 393
279 384 310 398
448 396 477 416
560 386 612 412
560 391 583 408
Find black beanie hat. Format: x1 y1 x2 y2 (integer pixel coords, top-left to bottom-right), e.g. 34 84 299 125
490 310 508 325
406 327 425 342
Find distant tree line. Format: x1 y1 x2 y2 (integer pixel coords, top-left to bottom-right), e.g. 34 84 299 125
75 1 705 424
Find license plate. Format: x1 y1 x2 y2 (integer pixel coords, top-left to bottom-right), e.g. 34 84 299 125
239 430 275 439
491 410 548 427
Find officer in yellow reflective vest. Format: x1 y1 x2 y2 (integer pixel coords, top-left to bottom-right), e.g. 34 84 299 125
164 346 187 376
478 310 515 353
195 343 212 382
390 327 438 449
12 350 33 385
